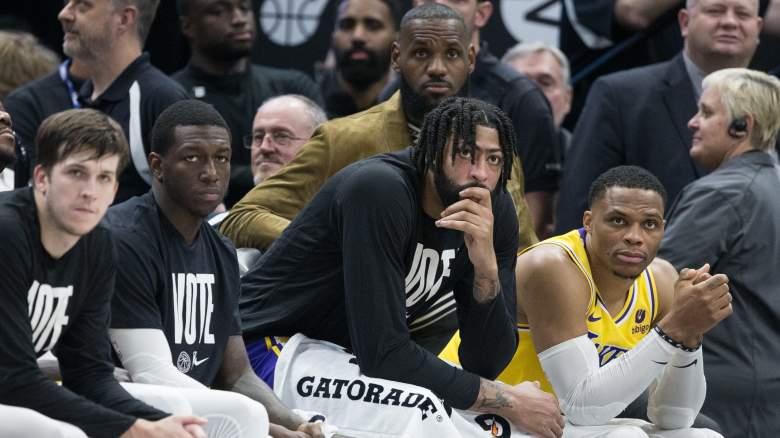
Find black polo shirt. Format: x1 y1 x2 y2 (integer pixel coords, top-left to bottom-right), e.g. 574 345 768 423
4 54 188 203
78 54 189 204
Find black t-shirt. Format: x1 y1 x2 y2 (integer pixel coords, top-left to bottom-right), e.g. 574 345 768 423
378 44 560 192
173 63 324 208
240 147 519 410
105 192 242 386
0 188 166 438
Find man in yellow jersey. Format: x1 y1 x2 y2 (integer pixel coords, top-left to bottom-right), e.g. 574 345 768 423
442 165 731 437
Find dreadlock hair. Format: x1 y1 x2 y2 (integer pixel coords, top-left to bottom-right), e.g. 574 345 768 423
413 97 516 192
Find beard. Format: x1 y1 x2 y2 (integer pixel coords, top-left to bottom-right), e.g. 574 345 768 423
400 74 469 126
434 170 497 209
62 23 113 61
335 44 391 91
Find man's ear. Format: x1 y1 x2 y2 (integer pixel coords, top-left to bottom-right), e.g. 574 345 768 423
474 1 493 30
391 41 401 72
117 5 138 38
467 44 476 74
33 164 49 195
582 210 592 233
678 8 690 39
148 152 163 183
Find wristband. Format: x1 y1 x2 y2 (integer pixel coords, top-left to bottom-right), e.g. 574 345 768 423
654 325 701 352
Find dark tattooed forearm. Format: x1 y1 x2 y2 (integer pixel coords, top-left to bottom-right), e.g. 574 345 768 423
476 379 514 411
473 272 500 303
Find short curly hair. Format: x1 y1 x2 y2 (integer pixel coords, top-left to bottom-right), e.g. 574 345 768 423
588 166 667 208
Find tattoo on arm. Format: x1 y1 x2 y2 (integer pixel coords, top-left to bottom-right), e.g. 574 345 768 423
476 379 514 411
473 273 500 303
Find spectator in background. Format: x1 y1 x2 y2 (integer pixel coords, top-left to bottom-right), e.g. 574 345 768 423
247 95 326 185
0 31 58 99
5 0 190 203
318 0 400 119
559 0 774 129
659 68 780 438
556 0 764 233
173 0 323 208
503 42 572 132
503 41 573 175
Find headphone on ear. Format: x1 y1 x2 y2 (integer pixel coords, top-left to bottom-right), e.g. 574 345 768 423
728 117 748 138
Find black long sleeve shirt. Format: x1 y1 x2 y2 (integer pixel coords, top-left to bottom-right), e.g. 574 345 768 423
240 148 519 409
0 188 167 438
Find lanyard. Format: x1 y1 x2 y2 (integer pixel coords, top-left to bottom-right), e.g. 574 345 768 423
59 60 81 109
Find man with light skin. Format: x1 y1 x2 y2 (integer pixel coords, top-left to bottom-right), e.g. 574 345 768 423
55 0 190 204
659 68 780 437
320 0 401 118
0 109 206 438
248 95 327 185
502 42 573 237
556 0 765 233
502 43 572 131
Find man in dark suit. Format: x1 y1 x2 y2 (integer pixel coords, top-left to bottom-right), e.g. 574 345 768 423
555 0 764 233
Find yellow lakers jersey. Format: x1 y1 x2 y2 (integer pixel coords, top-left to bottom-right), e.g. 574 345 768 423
439 228 659 395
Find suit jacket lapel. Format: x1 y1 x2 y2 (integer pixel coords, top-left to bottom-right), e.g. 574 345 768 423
661 54 704 177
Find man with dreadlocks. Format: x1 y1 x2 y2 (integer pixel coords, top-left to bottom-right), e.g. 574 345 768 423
238 97 563 437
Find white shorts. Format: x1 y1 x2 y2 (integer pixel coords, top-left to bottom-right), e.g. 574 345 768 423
0 404 87 438
273 334 723 438
122 382 270 438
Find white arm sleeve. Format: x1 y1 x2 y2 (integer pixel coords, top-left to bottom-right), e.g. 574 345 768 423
109 328 207 389
538 330 679 426
647 348 705 429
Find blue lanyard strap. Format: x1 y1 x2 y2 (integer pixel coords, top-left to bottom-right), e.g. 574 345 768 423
59 60 81 109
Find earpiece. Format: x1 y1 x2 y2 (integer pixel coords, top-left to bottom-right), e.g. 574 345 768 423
728 117 748 138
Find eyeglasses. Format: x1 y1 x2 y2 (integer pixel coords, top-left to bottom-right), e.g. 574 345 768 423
243 131 307 149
